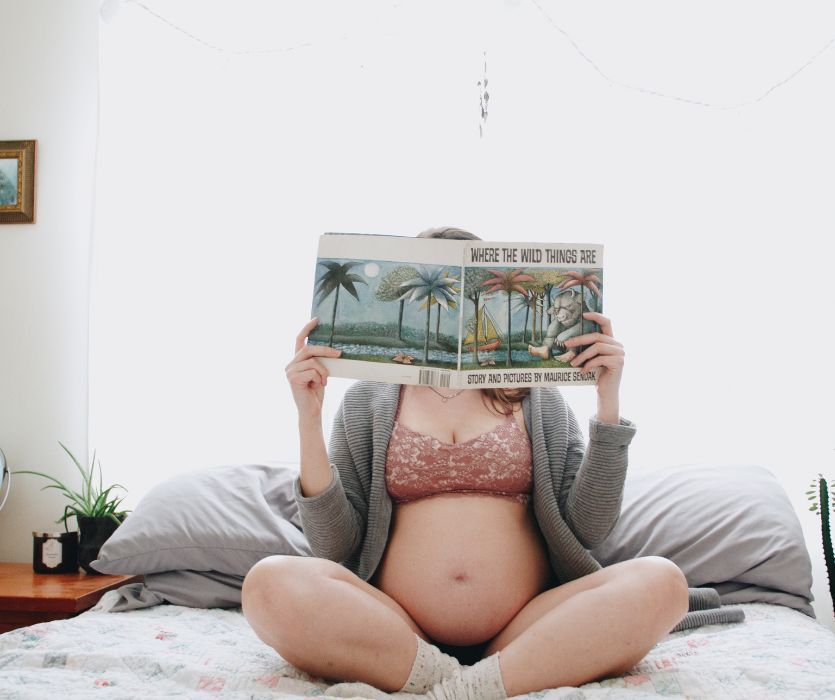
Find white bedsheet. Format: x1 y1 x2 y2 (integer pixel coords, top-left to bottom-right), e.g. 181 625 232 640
0 593 833 699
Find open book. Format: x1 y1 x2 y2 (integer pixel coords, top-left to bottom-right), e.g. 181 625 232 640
308 233 604 388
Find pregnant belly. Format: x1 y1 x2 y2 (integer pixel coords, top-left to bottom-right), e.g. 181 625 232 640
371 493 554 645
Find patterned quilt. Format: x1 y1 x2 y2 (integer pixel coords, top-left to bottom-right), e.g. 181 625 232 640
0 594 833 699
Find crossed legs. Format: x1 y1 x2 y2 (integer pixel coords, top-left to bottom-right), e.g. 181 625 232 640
241 555 430 691
241 555 689 695
483 556 689 695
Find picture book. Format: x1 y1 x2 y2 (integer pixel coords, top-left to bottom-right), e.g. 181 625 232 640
308 233 604 388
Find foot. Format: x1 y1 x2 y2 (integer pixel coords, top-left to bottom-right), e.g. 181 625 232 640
527 344 549 360
399 635 464 694
423 654 508 700
553 349 576 362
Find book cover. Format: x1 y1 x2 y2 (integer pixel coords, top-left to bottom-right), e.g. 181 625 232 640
308 233 603 388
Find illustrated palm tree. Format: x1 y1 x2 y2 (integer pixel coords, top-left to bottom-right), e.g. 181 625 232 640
375 265 418 340
314 260 367 347
557 270 602 334
464 268 494 366
421 272 460 343
513 289 539 343
483 268 535 367
398 266 459 365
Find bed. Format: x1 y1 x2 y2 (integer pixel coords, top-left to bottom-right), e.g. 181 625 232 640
1 461 834 699
0 594 832 699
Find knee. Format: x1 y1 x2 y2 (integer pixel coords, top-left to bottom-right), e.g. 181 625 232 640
241 555 337 637
631 556 690 621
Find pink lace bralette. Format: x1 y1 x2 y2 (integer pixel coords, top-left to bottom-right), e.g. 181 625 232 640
385 393 533 506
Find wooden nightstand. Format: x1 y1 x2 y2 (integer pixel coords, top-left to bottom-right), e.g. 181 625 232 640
0 562 143 633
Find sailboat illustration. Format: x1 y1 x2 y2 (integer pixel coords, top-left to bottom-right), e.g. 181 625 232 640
464 305 503 352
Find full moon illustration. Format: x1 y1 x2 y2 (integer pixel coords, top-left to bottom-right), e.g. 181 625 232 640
364 262 380 277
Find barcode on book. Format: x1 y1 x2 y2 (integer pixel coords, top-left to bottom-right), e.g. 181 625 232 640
418 370 451 388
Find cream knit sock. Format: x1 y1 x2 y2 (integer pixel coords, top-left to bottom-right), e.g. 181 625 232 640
398 635 464 693
423 652 508 700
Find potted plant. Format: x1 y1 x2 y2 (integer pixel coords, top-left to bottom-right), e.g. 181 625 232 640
12 442 131 574
807 472 835 618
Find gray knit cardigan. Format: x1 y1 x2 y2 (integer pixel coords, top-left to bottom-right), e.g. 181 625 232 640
292 381 745 632
293 380 636 585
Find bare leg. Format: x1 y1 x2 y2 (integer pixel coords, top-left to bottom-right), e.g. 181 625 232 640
483 557 689 696
241 555 431 692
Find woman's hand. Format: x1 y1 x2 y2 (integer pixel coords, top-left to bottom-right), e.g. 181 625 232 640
563 312 624 423
285 317 342 418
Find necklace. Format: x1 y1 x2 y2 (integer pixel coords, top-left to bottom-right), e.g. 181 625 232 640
428 386 465 402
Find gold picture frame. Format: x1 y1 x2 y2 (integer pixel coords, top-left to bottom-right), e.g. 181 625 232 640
0 140 37 224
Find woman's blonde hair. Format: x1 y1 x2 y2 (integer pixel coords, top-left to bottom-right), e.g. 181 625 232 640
416 225 530 414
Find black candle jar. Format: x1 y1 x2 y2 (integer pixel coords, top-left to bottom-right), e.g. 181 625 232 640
33 530 79 574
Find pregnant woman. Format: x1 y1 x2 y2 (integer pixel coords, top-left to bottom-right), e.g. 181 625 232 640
241 228 689 699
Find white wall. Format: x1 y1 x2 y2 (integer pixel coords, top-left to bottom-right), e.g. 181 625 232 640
0 0 99 562
89 1 835 629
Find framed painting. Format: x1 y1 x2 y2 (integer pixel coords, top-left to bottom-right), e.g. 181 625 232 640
0 140 37 224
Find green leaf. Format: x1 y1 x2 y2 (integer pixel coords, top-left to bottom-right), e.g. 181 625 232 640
12 469 71 492
58 442 93 512
810 505 818 511
39 484 89 510
56 503 76 528
88 449 98 502
37 482 74 500
91 491 107 515
96 484 120 506
19 442 127 520
84 451 96 506
104 496 126 514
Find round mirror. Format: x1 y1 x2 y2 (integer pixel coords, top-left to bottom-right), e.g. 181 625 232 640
0 448 10 512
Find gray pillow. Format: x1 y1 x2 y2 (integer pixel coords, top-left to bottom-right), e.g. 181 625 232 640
105 571 246 612
590 463 815 617
91 463 311 576
144 570 245 608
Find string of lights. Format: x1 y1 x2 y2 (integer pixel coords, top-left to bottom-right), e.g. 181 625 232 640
102 0 835 111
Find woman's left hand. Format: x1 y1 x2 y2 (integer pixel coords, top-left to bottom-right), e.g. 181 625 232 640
563 312 624 422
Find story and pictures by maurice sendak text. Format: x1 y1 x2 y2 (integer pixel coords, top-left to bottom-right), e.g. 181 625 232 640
307 233 604 389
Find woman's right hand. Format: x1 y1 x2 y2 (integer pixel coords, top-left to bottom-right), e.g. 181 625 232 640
285 317 342 418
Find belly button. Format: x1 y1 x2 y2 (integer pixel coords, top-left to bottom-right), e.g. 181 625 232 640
452 572 469 583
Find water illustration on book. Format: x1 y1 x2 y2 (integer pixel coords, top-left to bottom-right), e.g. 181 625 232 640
309 259 462 372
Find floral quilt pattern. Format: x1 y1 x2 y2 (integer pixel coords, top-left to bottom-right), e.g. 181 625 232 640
1 597 833 699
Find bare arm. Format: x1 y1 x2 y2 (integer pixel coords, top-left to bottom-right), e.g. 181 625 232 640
286 318 364 562
285 317 341 496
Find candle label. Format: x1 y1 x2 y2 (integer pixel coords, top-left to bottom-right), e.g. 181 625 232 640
42 538 62 568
